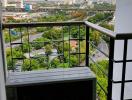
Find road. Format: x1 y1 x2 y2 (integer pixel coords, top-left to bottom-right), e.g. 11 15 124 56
5 33 43 48
91 39 109 62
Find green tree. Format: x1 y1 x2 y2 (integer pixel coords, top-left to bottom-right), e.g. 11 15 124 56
42 28 62 40
90 60 108 100
70 55 78 67
58 63 69 68
45 44 52 55
90 30 100 46
51 57 60 68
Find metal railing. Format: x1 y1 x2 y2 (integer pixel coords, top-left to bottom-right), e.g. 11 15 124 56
2 21 132 100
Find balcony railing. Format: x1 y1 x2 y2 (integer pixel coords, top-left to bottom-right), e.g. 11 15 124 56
1 21 132 100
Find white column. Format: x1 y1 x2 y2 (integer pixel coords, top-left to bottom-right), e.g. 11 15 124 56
0 42 7 100
0 1 6 100
113 0 132 100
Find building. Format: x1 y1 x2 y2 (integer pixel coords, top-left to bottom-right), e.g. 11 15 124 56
64 0 76 5
2 0 7 7
112 0 116 5
2 0 24 8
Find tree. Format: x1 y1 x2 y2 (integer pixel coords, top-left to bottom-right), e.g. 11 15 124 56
64 42 70 51
32 38 50 50
36 57 48 69
42 28 62 40
90 60 108 100
7 57 16 70
45 44 52 55
51 57 60 68
70 55 78 67
90 30 100 46
36 27 47 33
4 30 10 43
88 12 113 24
58 63 69 68
23 42 30 53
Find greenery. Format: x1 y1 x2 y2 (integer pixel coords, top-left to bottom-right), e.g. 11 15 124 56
88 12 113 24
93 3 115 10
90 60 108 100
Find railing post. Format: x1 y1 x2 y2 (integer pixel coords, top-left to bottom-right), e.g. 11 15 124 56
86 26 89 67
0 1 7 100
107 37 115 100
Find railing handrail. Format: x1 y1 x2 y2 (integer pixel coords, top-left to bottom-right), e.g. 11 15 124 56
84 21 116 38
2 21 84 29
2 21 117 38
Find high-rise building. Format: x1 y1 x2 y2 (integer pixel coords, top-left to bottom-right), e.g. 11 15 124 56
20 0 24 8
2 0 7 7
2 0 24 8
112 0 116 5
64 0 76 5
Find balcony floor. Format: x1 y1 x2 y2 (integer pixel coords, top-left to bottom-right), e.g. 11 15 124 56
6 67 95 87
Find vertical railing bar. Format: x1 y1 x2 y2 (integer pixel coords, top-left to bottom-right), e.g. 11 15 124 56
121 39 128 100
20 27 24 71
86 26 89 66
107 37 115 100
62 26 64 67
20 27 22 43
69 25 71 67
27 27 31 71
9 28 14 71
57 41 60 64
78 25 81 66
47 26 52 69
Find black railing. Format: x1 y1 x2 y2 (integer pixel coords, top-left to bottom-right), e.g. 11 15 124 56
2 21 132 100
3 22 86 72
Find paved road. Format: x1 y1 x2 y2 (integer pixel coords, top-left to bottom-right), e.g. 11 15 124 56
5 33 43 48
91 39 109 62
80 39 109 66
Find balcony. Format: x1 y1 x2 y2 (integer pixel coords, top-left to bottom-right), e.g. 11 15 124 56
0 21 132 100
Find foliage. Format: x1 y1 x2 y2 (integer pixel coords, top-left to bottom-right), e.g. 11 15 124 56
22 57 48 71
42 28 62 39
93 3 115 10
6 47 22 70
90 30 101 46
45 44 53 55
70 11 87 20
23 43 30 53
88 12 113 24
58 63 69 68
70 55 78 67
99 22 114 44
7 57 16 70
51 57 60 68
64 42 70 51
99 22 114 31
37 13 70 22
36 27 47 33
90 60 109 100
70 26 85 39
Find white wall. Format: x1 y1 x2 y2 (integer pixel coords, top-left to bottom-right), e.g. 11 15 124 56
0 43 7 100
113 0 132 99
